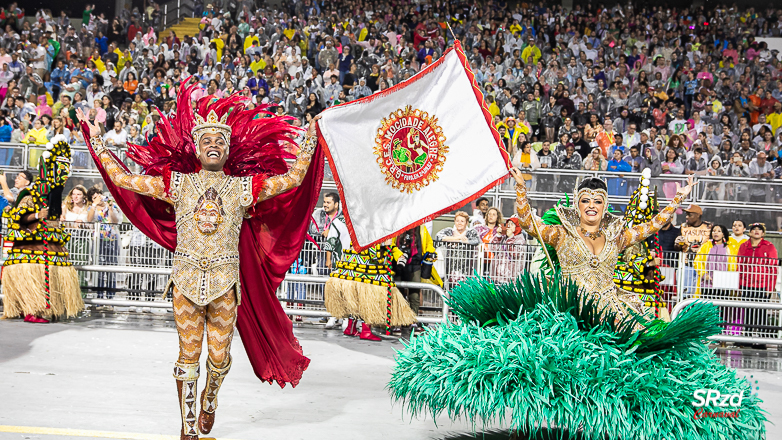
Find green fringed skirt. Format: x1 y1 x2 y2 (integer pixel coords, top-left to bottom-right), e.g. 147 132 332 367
388 274 767 440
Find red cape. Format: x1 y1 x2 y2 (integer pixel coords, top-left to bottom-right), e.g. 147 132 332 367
89 143 324 388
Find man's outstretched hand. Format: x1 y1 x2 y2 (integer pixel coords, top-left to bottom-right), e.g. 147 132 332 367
75 108 100 137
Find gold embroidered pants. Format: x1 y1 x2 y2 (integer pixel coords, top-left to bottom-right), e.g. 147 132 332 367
172 286 237 367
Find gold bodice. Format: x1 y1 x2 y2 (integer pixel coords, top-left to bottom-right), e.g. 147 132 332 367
553 206 626 302
168 170 254 306
515 183 683 319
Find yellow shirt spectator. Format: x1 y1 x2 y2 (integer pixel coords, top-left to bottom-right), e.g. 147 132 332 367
521 43 541 65
283 28 296 40
25 120 49 168
767 107 782 135
90 56 106 74
250 56 266 75
243 35 259 53
211 38 225 62
488 100 500 118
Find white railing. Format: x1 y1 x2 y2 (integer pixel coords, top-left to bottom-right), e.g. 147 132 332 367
2 226 781 342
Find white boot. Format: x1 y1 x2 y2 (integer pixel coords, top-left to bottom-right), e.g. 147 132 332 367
325 317 337 329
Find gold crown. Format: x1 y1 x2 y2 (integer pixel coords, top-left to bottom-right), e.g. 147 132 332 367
192 110 231 155
574 187 608 203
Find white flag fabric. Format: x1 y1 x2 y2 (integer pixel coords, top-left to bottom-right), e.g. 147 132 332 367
316 42 510 251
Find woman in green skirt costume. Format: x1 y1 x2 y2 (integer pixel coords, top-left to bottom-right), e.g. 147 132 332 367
389 170 766 440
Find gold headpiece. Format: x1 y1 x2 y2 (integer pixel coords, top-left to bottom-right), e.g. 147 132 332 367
192 110 231 155
575 187 608 203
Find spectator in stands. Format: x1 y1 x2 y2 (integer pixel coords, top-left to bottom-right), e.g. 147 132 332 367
684 148 708 176
677 204 713 296
469 197 490 227
659 220 683 255
536 141 557 191
748 151 774 205
730 220 749 246
309 192 341 238
694 224 739 299
738 223 779 347
606 149 630 204
475 207 502 244
511 142 539 189
583 147 607 171
86 186 120 299
557 143 581 192
644 146 662 177
738 139 757 163
489 218 526 284
608 133 626 159
103 120 127 147
0 170 32 208
661 149 684 201
667 135 687 161
0 117 12 144
679 204 712 254
436 211 479 245
570 129 589 158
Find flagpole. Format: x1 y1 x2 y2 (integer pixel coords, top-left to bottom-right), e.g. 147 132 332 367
511 168 555 271
446 23 457 44
530 206 555 271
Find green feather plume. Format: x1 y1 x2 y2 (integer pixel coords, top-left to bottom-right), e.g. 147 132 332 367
390 272 766 439
445 272 721 354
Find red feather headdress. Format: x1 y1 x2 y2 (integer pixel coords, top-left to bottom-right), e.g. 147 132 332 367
126 78 299 178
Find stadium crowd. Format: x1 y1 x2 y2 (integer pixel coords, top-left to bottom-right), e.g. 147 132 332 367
0 1 778 203
0 2 776 160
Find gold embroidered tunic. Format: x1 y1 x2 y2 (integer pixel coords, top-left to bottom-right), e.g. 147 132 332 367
167 170 253 305
515 183 683 318
88 134 317 306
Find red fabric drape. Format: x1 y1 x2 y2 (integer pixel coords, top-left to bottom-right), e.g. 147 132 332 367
87 137 324 388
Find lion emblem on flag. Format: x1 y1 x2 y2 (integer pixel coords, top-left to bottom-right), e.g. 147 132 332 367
373 106 448 193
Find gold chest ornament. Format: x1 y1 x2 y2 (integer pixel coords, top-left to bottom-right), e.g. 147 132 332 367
194 187 225 235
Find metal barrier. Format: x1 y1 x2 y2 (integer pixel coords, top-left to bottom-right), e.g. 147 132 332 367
72 266 450 324
3 222 782 342
48 229 782 339
671 299 782 346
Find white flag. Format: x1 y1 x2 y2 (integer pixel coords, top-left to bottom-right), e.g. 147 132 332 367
316 42 510 251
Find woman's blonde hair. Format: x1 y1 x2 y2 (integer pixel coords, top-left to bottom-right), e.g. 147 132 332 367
454 211 470 223
64 185 90 211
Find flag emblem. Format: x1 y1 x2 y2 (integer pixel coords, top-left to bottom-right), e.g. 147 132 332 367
373 105 449 193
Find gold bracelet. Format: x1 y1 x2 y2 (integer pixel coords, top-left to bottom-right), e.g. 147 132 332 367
300 135 317 154
91 136 108 155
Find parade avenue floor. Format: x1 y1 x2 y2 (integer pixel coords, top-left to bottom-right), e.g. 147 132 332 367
1 310 781 440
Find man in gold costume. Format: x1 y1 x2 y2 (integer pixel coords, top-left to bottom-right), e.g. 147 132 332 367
77 80 322 439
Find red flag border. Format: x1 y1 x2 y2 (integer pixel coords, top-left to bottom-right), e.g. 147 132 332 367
316 40 512 253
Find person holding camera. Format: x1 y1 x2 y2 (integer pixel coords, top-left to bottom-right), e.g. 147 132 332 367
87 186 121 299
389 225 442 339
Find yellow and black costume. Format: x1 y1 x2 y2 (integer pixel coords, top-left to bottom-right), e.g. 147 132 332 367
1 136 82 322
325 246 417 331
